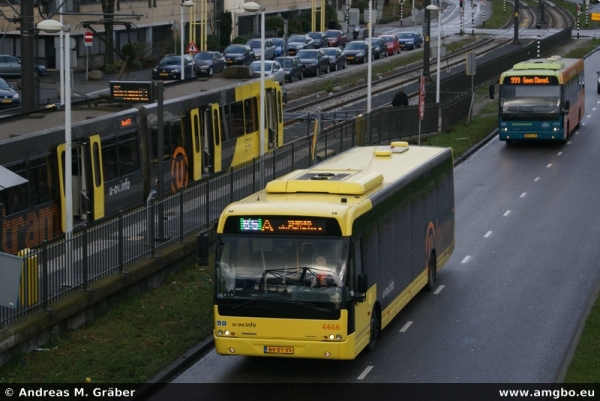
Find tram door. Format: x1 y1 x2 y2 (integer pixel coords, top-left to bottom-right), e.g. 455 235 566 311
56 143 78 232
190 109 203 180
266 89 278 149
199 104 222 174
88 135 105 220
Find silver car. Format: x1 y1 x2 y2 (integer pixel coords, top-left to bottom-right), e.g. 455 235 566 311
246 38 276 60
0 55 47 78
250 60 285 85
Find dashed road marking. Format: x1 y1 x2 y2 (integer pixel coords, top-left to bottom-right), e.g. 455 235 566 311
434 285 445 295
400 321 413 332
461 255 471 263
484 231 492 238
357 366 374 380
504 210 511 216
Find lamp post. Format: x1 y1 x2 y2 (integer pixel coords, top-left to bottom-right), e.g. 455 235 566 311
426 4 441 104
37 19 73 284
243 1 266 188
180 0 194 81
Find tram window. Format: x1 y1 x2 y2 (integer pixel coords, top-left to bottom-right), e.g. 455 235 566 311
192 112 200 153
101 136 118 181
168 120 183 157
245 97 258 134
2 162 28 215
118 132 140 176
150 123 172 164
230 101 245 138
220 105 230 141
29 156 54 206
213 109 220 146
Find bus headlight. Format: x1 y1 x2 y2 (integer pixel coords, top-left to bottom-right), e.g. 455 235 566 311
217 330 223 336
336 334 342 340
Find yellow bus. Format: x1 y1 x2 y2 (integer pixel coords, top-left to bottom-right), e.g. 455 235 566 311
213 143 455 359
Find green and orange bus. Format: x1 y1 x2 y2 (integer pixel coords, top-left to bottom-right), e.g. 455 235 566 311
212 143 455 359
490 56 585 143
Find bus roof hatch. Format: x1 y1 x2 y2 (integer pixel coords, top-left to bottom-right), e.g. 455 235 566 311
266 170 384 195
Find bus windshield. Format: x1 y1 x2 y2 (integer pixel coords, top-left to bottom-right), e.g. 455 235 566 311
500 85 561 120
216 235 348 306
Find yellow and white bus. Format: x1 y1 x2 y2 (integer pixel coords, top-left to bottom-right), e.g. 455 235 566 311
213 143 455 360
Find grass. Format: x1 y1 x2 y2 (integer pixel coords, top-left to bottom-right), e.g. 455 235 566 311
1 39 599 385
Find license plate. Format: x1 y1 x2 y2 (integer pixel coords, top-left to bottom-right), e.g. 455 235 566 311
347 56 354 60
400 44 405 48
227 60 233 64
264 346 294 354
1 99 12 103
159 73 168 76
524 134 538 138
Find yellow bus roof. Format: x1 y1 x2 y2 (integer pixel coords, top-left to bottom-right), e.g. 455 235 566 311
217 144 451 235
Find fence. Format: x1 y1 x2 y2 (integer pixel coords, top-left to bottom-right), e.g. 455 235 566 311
0 28 572 328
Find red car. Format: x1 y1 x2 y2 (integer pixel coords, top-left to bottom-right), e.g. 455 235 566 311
324 29 347 48
379 34 400 56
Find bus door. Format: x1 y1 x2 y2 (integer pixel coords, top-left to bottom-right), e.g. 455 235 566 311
351 237 375 354
190 108 202 180
88 135 105 220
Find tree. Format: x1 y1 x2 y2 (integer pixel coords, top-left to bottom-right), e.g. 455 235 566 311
220 11 232 49
101 0 116 67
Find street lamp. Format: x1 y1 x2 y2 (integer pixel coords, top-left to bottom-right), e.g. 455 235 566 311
242 1 266 188
37 19 73 284
180 0 194 81
426 4 441 104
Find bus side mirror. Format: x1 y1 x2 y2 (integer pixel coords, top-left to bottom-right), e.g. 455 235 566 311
357 273 368 293
489 84 495 100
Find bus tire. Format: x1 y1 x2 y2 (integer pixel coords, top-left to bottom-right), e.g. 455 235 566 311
425 253 437 291
366 307 380 352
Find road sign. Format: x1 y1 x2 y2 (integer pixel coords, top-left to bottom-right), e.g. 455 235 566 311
187 42 198 54
84 31 93 47
592 12 600 21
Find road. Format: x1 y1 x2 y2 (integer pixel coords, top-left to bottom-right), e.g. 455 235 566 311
148 49 600 387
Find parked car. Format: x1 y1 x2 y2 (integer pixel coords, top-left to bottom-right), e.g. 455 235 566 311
152 54 195 79
250 60 285 85
321 47 346 71
275 56 304 82
398 31 423 50
287 34 314 56
341 41 371 64
364 37 388 59
271 38 285 57
246 38 276 60
379 34 400 55
307 32 328 49
324 29 347 48
296 49 329 76
223 44 255 65
0 77 20 108
0 54 46 78
193 51 226 76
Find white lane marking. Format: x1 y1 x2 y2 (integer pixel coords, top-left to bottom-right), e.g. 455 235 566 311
558 151 563 156
357 366 374 380
461 255 471 263
504 210 511 216
547 164 552 168
568 141 572 144
484 231 492 238
520 192 526 198
434 285 445 295
400 321 413 332
534 177 540 182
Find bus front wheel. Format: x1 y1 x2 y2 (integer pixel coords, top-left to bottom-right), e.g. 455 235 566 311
366 308 380 352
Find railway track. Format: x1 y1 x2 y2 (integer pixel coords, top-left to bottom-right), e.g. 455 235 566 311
285 3 571 117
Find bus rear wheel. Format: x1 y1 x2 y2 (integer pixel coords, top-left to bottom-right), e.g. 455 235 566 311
366 308 380 352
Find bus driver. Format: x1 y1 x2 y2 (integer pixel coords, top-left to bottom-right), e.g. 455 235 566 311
311 256 342 287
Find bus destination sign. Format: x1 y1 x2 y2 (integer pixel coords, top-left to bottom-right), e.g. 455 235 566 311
224 216 342 236
110 81 154 103
503 76 559 85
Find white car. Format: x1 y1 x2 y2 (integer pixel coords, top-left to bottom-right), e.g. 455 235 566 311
250 60 285 85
